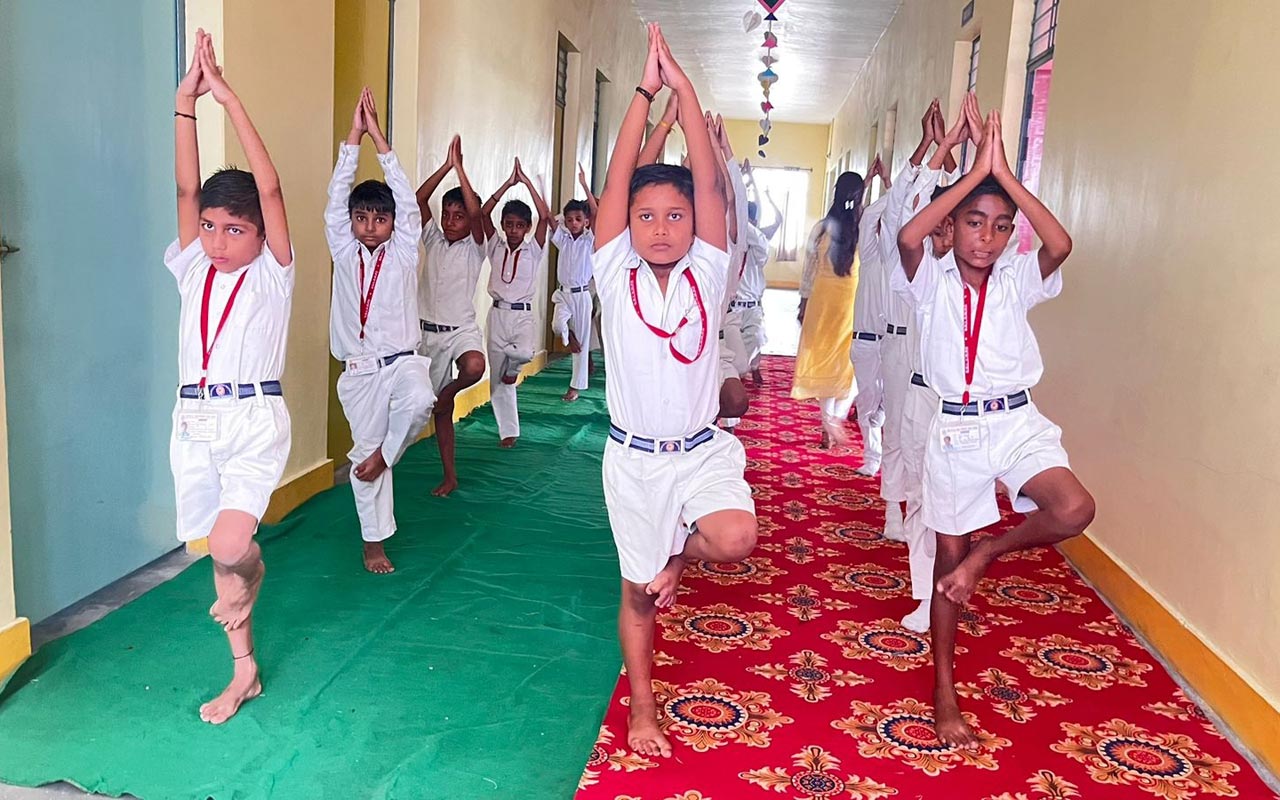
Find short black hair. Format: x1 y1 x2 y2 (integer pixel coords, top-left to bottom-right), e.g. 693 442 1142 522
563 199 591 217
501 200 533 225
747 200 760 224
931 183 955 202
442 187 467 210
629 163 694 207
200 168 263 233
951 177 1015 218
348 179 395 217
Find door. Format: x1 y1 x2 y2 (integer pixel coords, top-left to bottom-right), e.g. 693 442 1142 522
0 0 180 623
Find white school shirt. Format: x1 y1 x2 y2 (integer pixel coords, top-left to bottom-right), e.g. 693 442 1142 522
550 224 595 288
595 232 729 438
165 238 294 386
486 234 543 304
852 195 889 333
735 224 770 303
419 225 486 327
897 246 1062 401
326 145 422 361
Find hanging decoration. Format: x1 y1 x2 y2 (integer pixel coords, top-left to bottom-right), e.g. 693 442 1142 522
754 0 786 157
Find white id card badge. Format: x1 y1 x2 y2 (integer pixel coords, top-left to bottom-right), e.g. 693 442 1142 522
177 412 220 443
346 357 378 376
940 423 981 453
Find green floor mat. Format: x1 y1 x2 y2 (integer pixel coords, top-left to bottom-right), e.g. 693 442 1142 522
0 358 621 800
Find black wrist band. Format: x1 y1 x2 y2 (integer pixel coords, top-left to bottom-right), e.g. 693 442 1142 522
635 86 655 103
174 111 197 121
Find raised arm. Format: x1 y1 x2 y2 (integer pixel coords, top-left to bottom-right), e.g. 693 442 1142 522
987 111 1071 276
518 159 552 248
449 137 486 245
482 160 520 241
363 88 421 251
325 92 366 253
929 99 962 174
175 29 211 248
637 91 679 167
656 28 726 250
577 163 599 220
200 35 291 266
595 23 663 248
909 99 939 168
415 137 456 227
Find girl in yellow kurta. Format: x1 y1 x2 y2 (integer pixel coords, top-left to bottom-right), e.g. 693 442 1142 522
792 171 865 447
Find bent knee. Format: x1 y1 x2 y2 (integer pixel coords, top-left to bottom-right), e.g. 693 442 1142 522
704 512 757 561
457 352 485 382
1059 489 1096 533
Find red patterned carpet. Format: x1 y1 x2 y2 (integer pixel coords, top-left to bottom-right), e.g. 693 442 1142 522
576 356 1276 800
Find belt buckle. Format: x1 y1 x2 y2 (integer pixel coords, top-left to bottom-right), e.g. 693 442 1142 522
207 382 234 400
983 397 1007 413
658 439 682 453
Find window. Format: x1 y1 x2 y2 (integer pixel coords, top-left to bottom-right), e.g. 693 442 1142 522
960 36 981 169
1016 0 1058 252
751 166 811 262
555 44 569 109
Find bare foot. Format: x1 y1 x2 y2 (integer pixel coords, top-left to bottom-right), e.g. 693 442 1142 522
209 559 264 631
752 367 764 386
936 541 993 604
627 701 673 758
362 541 395 574
933 689 980 750
432 476 459 497
200 661 262 725
645 556 686 608
352 449 388 482
499 437 517 449
562 388 580 402
819 429 831 450
501 373 518 385
568 332 583 354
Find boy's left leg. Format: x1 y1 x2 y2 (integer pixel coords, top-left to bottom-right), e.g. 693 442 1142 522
432 344 484 497
931 531 978 749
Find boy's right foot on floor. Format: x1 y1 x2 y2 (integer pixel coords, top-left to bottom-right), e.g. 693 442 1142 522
362 541 395 574
432 476 459 497
200 660 262 725
752 367 764 386
933 688 980 750
499 437 517 448
562 388 580 402
352 450 388 482
627 699 673 758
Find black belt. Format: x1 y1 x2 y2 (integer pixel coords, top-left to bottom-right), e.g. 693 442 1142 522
421 321 459 333
730 300 760 309
608 423 716 454
492 300 532 311
911 372 928 388
179 381 282 400
885 324 908 336
346 350 414 373
566 285 591 294
854 331 882 342
941 389 1031 416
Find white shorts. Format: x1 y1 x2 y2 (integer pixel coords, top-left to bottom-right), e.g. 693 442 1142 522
923 399 1070 536
603 427 755 584
419 322 485 393
170 394 291 542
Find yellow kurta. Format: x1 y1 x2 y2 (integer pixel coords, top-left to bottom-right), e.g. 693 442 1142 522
792 229 859 400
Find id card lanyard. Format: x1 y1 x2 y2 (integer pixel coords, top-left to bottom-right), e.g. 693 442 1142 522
961 278 989 405
629 267 708 365
200 265 248 391
358 248 387 341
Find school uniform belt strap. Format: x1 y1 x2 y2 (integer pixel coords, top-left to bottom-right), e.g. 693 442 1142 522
608 423 717 454
492 300 532 311
910 372 928 388
854 331 882 342
179 381 283 400
421 321 459 333
346 350 415 373
566 284 591 294
885 323 908 336
941 389 1030 416
730 300 760 309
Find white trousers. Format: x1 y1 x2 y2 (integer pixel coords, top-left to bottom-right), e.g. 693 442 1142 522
850 336 885 466
734 304 766 371
337 355 436 542
820 383 856 420
879 332 912 502
486 307 535 439
722 310 750 376
553 287 593 390
900 377 939 599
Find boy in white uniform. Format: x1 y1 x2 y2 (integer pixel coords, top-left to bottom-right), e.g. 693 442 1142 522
595 25 757 759
415 136 487 497
714 116 751 429
849 154 890 476
326 89 436 574
481 158 550 447
731 214 770 383
549 171 597 402
169 31 292 724
897 110 1095 750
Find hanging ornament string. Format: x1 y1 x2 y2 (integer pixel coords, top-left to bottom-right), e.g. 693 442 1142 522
754 0 785 159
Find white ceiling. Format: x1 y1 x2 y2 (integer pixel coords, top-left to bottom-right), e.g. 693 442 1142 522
631 0 902 125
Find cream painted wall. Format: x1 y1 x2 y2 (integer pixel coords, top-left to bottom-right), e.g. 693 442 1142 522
187 1 337 486
828 0 1280 712
0 274 13 627
393 0 709 353
1034 0 1280 711
723 118 830 288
